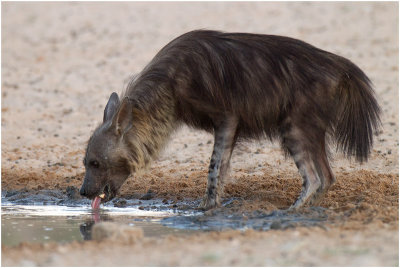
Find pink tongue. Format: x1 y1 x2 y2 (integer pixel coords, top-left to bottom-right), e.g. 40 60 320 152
91 196 101 210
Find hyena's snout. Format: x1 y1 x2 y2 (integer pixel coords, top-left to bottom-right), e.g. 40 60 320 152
79 185 86 197
79 182 91 198
79 171 121 204
79 174 102 199
79 178 92 198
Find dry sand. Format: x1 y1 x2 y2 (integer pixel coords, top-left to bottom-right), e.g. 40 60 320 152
1 2 399 266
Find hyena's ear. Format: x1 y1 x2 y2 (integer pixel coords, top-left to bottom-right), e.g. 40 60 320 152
103 92 120 122
111 97 133 136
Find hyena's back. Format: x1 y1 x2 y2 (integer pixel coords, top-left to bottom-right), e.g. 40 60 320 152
141 30 380 162
144 30 380 209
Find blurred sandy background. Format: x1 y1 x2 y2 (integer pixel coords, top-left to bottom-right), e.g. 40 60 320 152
2 2 398 180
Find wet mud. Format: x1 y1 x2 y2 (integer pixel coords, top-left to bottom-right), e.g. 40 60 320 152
162 206 328 232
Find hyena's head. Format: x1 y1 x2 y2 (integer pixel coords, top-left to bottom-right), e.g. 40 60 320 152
80 92 135 204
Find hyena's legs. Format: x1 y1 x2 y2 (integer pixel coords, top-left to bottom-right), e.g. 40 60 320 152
282 125 335 209
199 116 238 210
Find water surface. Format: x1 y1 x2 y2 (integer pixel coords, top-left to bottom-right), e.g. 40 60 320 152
2 190 328 247
1 203 197 246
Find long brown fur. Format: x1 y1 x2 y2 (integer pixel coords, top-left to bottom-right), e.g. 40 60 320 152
80 30 381 210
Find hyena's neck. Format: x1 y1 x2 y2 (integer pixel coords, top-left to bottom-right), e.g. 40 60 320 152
123 74 177 172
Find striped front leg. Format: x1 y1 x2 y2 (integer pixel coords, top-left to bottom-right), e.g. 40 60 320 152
199 116 238 210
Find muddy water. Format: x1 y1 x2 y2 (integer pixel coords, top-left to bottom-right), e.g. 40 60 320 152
2 190 328 247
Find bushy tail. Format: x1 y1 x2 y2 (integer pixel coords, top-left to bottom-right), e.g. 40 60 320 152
334 63 381 163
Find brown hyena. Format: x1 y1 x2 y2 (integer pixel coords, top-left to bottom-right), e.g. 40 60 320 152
80 30 381 210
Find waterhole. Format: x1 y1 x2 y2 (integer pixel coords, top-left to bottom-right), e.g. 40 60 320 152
2 190 328 246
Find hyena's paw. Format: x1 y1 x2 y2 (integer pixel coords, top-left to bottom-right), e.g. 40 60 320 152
288 200 303 211
289 195 308 211
198 194 220 210
305 191 325 207
289 191 324 210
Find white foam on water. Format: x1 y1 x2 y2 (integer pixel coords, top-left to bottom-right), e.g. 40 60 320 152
1 204 175 217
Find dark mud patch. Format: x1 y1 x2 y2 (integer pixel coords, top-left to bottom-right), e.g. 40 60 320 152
162 206 328 231
1 188 190 211
2 189 74 206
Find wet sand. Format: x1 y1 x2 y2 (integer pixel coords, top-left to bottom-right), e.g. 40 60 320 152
1 2 399 266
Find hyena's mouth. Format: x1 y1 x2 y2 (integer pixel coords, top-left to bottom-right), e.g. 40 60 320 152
91 184 113 210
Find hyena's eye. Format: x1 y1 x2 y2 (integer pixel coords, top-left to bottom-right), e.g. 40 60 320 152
89 160 100 168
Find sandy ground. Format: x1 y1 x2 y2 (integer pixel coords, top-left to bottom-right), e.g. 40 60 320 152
2 225 398 266
1 2 399 266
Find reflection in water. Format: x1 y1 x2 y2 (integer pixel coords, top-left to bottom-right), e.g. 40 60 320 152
80 220 95 240
79 212 112 240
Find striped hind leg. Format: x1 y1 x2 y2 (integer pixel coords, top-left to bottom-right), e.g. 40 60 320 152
282 125 335 209
307 140 336 205
290 152 322 209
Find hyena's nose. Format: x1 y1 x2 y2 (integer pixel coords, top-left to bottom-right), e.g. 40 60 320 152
79 186 87 197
